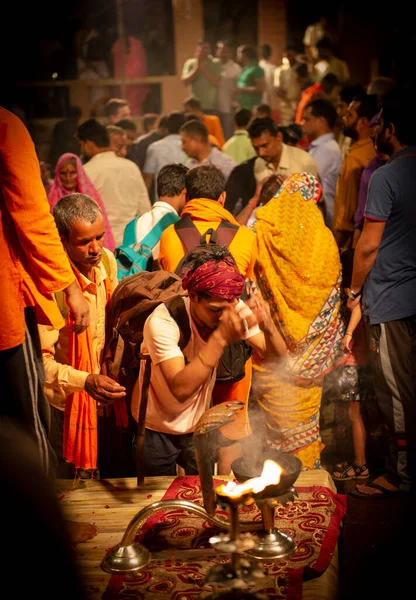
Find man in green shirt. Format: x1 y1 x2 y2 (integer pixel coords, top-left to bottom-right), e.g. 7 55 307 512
223 108 256 164
181 40 221 113
236 45 265 111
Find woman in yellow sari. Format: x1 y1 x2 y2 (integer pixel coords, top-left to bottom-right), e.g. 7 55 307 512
253 172 345 469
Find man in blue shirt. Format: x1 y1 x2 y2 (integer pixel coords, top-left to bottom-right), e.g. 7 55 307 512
302 98 342 228
348 87 416 497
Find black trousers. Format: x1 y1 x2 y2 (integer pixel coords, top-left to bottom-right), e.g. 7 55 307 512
0 307 56 480
143 428 198 476
370 315 416 491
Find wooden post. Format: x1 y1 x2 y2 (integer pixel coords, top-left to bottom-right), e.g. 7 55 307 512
116 0 126 98
257 0 287 65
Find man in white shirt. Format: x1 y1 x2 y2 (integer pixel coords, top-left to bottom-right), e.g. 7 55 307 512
143 112 187 200
180 119 237 180
303 15 328 60
302 99 342 229
215 40 242 141
248 117 319 184
121 163 188 270
132 246 287 476
78 119 151 246
273 47 301 125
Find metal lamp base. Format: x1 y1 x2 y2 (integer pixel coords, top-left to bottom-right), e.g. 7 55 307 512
246 529 296 560
101 542 151 574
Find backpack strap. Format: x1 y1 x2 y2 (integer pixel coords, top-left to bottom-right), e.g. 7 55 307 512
136 355 151 486
216 220 239 248
175 214 239 251
122 216 140 246
174 214 202 251
139 212 179 250
135 295 191 486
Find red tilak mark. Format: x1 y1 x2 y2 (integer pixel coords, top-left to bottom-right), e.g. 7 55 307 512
104 505 110 509
146 494 152 499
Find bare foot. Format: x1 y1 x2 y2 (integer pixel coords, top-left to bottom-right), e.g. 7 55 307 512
355 475 399 496
65 520 98 544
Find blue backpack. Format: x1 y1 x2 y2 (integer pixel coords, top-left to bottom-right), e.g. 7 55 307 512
115 212 180 280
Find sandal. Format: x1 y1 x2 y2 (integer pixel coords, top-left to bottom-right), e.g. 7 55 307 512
333 462 369 481
350 474 407 498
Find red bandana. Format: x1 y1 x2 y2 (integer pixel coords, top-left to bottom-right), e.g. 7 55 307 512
182 257 245 300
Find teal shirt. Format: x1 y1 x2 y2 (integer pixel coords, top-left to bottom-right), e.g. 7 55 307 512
237 61 265 110
182 57 221 111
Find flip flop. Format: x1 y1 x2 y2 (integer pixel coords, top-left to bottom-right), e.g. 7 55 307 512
350 475 407 498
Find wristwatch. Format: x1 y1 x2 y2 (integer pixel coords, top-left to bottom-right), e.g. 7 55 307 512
346 288 361 300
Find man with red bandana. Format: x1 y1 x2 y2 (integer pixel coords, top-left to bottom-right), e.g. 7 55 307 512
131 246 286 476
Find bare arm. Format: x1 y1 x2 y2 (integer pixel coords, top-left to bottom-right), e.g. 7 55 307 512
347 219 386 310
159 305 245 403
181 61 199 84
244 294 287 359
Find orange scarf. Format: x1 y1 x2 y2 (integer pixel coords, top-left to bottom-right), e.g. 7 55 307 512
63 269 111 472
181 198 240 226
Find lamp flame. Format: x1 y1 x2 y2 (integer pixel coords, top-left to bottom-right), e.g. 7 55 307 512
216 460 283 500
282 57 289 66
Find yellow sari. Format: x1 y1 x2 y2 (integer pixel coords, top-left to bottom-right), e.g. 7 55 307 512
254 173 345 469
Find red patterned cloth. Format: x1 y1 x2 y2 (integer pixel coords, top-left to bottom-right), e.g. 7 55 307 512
182 257 245 301
106 476 346 600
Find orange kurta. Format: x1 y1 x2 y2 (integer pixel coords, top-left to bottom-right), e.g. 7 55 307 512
333 137 376 249
0 107 75 351
203 115 225 149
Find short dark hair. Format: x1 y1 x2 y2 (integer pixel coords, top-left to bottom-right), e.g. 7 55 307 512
115 118 137 132
156 163 188 198
105 98 129 117
198 39 211 48
260 44 272 59
53 193 103 240
253 103 272 117
382 86 416 146
339 84 366 105
259 175 281 205
185 165 226 201
235 108 252 128
281 123 303 145
78 119 109 147
248 117 279 139
166 111 186 134
239 44 257 61
295 63 309 79
142 113 159 133
158 115 169 129
183 96 201 110
305 98 338 129
180 119 209 143
353 94 379 122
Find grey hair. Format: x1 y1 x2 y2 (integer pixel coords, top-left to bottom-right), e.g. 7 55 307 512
53 193 103 240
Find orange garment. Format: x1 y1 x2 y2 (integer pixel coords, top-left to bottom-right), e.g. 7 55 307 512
295 83 324 124
333 137 376 250
0 107 75 352
209 134 221 149
63 267 112 471
159 198 257 277
203 114 225 149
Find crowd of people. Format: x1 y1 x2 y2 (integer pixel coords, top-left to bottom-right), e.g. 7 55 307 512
1 26 415 574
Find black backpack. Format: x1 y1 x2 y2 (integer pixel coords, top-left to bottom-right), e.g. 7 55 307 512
174 215 253 384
